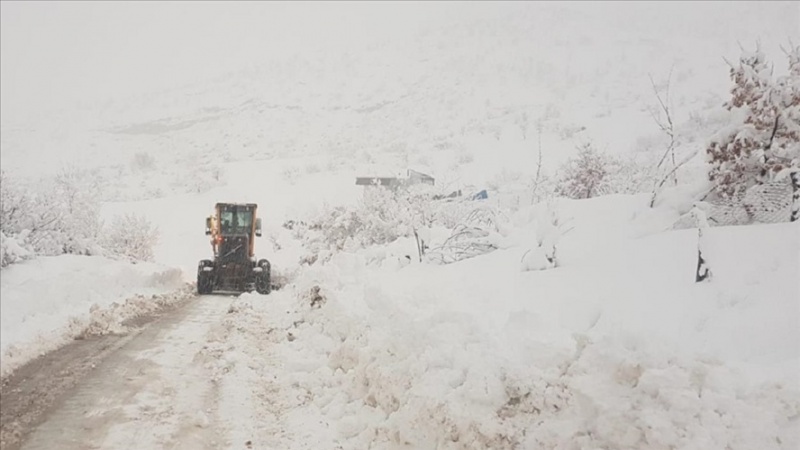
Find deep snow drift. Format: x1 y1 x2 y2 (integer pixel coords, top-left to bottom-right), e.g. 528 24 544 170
209 194 799 449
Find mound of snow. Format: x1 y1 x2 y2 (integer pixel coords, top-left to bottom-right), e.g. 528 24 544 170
0 254 189 376
231 194 799 449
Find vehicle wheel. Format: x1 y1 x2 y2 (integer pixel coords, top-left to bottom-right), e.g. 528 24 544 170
197 260 214 295
255 259 271 295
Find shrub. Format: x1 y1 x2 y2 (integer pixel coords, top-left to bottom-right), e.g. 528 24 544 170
290 184 449 264
0 231 32 268
131 152 156 172
101 213 159 262
556 142 615 199
0 168 103 260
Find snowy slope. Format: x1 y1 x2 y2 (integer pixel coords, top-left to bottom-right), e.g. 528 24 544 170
2 3 797 188
227 195 799 449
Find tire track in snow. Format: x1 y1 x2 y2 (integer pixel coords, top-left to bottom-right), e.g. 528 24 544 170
211 295 293 449
209 289 333 449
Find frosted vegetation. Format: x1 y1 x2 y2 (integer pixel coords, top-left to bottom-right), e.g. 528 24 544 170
2 38 797 267
0 2 798 448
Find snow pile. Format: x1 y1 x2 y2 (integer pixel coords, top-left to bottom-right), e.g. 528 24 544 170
0 231 32 268
0 254 190 377
222 194 798 449
78 284 195 338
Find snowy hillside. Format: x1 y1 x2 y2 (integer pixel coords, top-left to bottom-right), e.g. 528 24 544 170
1 2 798 449
2 3 797 188
224 195 799 449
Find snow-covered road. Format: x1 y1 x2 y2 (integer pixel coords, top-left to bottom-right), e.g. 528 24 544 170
5 294 294 450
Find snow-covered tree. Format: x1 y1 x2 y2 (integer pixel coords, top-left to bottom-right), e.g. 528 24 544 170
51 166 103 254
0 170 31 235
0 231 32 268
101 213 159 262
706 43 800 199
295 185 420 258
648 69 679 186
556 142 614 199
0 168 103 258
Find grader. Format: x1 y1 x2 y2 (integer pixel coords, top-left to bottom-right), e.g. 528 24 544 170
197 203 271 295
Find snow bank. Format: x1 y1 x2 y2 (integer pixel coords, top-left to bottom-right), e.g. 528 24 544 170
0 231 33 268
226 195 798 449
0 254 191 377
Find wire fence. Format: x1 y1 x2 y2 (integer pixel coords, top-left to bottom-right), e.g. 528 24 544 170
673 179 795 229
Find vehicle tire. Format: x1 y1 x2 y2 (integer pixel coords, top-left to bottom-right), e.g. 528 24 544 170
255 259 271 295
197 260 214 295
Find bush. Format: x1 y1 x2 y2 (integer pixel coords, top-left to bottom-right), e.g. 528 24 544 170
425 205 507 265
554 142 660 200
1 169 161 266
101 213 159 262
322 187 416 249
0 168 103 261
0 231 32 268
131 152 156 172
606 153 662 196
51 166 103 253
556 142 615 199
0 170 31 236
289 184 450 264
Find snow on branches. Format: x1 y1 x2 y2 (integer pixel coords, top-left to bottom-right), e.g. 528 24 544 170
0 169 160 267
707 43 800 199
0 168 103 260
556 142 615 200
101 213 160 263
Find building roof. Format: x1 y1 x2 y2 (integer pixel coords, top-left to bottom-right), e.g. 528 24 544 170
354 169 434 186
355 177 402 186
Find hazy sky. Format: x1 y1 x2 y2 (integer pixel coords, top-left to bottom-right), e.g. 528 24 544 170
2 1 797 125
0 1 450 122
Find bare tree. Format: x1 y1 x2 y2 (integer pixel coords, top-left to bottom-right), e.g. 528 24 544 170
530 119 545 202
517 111 530 140
649 149 700 207
648 68 678 186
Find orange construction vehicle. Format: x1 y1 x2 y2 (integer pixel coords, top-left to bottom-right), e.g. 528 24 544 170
197 202 271 295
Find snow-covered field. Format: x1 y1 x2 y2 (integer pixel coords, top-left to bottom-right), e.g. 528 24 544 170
1 2 799 449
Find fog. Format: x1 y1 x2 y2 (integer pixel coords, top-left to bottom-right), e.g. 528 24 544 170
0 1 452 122
1 1 797 125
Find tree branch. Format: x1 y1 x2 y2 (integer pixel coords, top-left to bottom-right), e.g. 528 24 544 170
649 148 700 207
648 69 679 186
764 111 781 153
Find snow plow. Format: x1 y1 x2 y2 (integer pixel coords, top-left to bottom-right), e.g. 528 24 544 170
197 203 271 295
